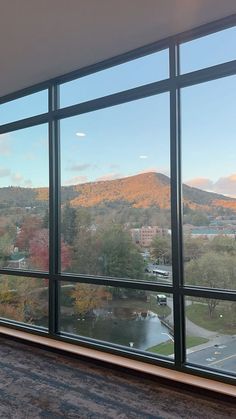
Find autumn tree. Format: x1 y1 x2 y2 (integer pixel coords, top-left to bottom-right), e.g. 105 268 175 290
29 229 71 271
71 284 111 317
16 215 42 251
0 275 47 323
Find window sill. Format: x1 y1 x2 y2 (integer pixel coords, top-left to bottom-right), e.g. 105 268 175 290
0 325 235 399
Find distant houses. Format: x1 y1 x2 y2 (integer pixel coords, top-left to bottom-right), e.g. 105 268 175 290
186 226 236 240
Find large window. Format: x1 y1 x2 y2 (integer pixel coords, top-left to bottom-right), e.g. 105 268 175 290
182 76 236 291
0 124 49 271
60 94 172 283
0 16 235 385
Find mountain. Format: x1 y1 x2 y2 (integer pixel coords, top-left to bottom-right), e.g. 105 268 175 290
0 172 236 211
70 172 236 211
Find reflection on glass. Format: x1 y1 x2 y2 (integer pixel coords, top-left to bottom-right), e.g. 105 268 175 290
60 49 169 107
185 297 236 375
0 275 48 328
181 76 236 290
0 90 48 125
180 26 236 74
60 282 174 356
60 94 172 282
0 124 49 271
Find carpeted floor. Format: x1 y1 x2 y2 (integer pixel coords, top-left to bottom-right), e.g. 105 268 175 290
0 337 235 418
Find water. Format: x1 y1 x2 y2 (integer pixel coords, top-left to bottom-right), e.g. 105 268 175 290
61 308 171 351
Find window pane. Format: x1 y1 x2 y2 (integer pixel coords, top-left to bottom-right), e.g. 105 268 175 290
185 297 236 375
60 94 172 283
0 90 48 125
0 275 48 328
60 282 174 357
182 76 236 290
0 124 49 271
180 26 236 74
60 49 169 107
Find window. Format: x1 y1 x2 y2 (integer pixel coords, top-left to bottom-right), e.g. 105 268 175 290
180 26 236 74
60 49 169 107
0 124 49 271
182 76 236 290
60 94 172 283
0 16 235 384
0 90 48 125
0 275 48 328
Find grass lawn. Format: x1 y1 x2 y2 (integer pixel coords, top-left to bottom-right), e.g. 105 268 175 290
186 302 236 335
148 336 209 356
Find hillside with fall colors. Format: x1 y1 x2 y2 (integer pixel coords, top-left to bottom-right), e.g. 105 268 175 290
70 172 236 211
0 172 236 212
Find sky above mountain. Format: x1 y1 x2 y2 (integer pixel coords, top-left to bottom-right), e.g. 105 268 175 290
0 26 235 196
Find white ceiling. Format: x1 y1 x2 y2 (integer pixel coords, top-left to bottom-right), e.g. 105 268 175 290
1 0 236 97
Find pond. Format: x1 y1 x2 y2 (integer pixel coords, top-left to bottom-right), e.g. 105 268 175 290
61 306 172 352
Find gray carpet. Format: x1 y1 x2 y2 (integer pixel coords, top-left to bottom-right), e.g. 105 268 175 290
0 336 235 418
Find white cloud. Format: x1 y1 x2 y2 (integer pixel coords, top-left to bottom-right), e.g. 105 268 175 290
76 132 86 137
185 177 214 191
139 155 148 159
64 175 88 185
66 163 91 172
185 174 236 197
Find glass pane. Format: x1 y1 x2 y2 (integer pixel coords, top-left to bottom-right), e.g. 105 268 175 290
0 124 49 271
185 297 236 375
0 90 48 125
182 76 236 290
0 275 48 328
60 49 169 107
60 282 174 357
60 94 172 282
180 26 236 74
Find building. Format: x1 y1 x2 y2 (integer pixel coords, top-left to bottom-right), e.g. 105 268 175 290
130 226 162 247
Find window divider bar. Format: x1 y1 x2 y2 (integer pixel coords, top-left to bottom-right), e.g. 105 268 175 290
48 85 61 334
170 42 185 368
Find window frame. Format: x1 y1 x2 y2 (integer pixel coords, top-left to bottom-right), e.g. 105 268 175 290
0 13 236 386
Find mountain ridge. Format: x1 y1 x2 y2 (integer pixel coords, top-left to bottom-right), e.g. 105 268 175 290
0 172 236 211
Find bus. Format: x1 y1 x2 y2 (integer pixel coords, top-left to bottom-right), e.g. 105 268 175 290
152 269 169 277
156 294 167 306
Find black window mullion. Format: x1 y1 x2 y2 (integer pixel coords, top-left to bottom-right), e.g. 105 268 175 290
170 42 185 368
48 84 61 335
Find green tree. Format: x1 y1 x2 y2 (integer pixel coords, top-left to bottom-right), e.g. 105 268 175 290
151 234 171 264
185 251 236 317
183 237 207 261
0 232 12 264
209 236 236 255
61 202 78 245
98 224 145 279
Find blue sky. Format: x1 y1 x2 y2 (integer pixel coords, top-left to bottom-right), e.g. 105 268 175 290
0 25 235 195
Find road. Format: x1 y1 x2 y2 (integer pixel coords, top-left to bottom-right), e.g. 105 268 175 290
164 297 236 373
187 338 236 373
